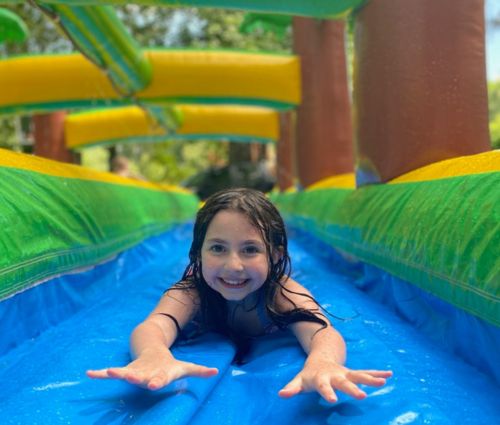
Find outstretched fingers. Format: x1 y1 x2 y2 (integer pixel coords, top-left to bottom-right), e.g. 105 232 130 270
87 361 219 391
86 367 130 380
162 362 217 381
86 368 112 379
279 375 339 403
349 370 393 387
184 363 219 378
144 371 173 390
146 363 218 391
333 377 367 400
86 366 168 389
315 377 338 403
278 376 303 399
277 368 393 403
87 367 151 387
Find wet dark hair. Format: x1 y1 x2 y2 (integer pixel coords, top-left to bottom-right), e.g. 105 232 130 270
169 188 327 360
184 187 290 289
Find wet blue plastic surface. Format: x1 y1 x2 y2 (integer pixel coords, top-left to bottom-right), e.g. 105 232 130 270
0 225 499 424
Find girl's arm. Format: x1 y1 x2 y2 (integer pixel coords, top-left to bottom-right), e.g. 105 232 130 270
86 284 218 390
276 278 392 403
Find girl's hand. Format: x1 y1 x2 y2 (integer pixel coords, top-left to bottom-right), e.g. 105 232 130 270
86 349 218 391
278 358 392 403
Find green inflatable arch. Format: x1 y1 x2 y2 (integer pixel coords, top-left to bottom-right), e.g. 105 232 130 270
8 0 366 19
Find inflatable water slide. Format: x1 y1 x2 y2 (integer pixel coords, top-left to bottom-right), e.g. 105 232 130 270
0 1 498 423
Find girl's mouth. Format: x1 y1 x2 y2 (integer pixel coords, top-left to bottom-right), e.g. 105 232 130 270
218 278 249 288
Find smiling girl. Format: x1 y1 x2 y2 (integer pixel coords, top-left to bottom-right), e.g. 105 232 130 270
87 188 391 403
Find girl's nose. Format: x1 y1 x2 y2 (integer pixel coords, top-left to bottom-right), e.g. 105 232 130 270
225 252 244 271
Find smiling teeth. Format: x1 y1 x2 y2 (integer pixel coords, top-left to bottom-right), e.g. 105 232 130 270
223 279 245 285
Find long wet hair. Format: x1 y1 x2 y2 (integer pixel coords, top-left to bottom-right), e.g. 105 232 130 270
170 188 327 356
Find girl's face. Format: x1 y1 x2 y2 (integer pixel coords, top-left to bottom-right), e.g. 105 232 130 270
201 210 271 302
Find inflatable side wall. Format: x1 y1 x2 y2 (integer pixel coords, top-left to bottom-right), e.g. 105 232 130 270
272 151 500 383
0 149 199 301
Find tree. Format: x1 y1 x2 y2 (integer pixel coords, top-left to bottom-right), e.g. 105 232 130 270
488 81 500 149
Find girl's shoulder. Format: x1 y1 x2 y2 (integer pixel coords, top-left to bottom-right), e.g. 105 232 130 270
166 276 198 291
161 278 201 307
148 279 202 334
274 277 317 313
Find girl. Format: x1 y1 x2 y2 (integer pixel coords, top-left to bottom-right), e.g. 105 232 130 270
87 188 392 403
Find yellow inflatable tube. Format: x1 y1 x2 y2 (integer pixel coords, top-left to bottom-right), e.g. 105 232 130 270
305 151 500 190
0 50 300 114
307 173 356 190
65 105 280 148
389 150 500 183
0 147 190 193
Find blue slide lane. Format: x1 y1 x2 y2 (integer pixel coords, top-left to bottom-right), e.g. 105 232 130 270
0 225 498 424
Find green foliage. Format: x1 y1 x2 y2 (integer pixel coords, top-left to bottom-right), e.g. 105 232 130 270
490 116 500 149
114 139 228 185
0 115 32 152
239 14 291 41
191 8 291 52
488 81 500 120
80 147 110 172
116 6 291 52
115 5 180 47
488 81 500 149
0 117 17 150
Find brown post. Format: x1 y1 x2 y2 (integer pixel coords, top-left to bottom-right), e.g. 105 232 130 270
33 111 77 163
354 0 491 185
276 111 295 191
293 17 354 188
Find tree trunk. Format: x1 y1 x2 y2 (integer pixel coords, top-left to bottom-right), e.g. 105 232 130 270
276 111 295 191
354 0 490 185
33 111 78 163
293 17 354 188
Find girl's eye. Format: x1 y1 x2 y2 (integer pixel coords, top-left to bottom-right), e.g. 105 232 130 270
209 244 225 253
243 245 260 255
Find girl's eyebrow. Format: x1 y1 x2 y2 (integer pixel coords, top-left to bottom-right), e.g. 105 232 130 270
242 239 265 246
205 237 264 245
205 238 227 243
